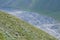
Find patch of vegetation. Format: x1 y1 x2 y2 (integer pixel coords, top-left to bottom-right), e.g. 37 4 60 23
0 11 57 40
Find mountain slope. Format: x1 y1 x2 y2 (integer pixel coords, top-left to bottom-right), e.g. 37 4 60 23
0 11 57 40
8 11 60 39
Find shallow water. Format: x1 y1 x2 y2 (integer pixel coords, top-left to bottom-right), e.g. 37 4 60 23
0 0 60 19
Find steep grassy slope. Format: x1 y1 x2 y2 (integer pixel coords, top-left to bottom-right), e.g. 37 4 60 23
0 11 57 40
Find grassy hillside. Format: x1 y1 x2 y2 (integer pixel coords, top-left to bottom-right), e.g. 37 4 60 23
0 11 57 40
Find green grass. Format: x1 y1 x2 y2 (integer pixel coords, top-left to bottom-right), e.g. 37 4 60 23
0 11 58 40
